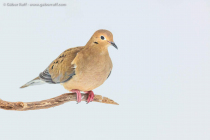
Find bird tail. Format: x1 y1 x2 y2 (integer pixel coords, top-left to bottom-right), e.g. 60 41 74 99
20 77 46 88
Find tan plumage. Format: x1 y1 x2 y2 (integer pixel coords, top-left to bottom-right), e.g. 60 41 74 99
48 46 83 83
63 44 113 91
20 29 117 97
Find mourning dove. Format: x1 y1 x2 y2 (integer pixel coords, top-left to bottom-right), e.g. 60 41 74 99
20 29 117 103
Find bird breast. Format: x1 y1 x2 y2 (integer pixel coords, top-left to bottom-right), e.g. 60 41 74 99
63 52 112 91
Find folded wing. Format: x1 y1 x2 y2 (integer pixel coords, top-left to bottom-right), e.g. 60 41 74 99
39 46 84 84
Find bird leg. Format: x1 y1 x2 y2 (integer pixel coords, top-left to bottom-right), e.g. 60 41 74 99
85 91 95 103
71 89 81 103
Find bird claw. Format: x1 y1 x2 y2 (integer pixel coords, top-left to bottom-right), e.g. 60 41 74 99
71 89 82 103
71 90 94 104
86 91 94 103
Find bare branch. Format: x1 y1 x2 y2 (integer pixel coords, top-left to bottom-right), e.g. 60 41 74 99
0 93 119 111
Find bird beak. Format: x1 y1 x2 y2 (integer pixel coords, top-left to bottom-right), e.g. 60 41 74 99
110 42 118 50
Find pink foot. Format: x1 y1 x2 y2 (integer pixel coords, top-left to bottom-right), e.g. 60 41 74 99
71 89 82 103
85 91 95 103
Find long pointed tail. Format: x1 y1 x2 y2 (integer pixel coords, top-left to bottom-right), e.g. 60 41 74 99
20 77 46 88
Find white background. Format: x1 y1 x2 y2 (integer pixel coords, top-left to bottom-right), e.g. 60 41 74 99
0 0 210 139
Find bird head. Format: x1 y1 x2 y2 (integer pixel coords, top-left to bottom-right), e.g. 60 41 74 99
88 29 118 50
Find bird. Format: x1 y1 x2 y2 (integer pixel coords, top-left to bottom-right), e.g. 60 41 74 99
20 29 118 103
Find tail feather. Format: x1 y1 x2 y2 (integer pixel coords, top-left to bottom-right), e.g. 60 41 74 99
20 77 46 88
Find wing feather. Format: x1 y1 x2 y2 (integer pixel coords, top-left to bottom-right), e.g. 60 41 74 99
39 46 83 84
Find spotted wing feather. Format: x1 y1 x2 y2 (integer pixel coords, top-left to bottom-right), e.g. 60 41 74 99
39 46 84 84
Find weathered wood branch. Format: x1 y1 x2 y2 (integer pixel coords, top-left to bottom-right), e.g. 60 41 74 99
0 93 118 111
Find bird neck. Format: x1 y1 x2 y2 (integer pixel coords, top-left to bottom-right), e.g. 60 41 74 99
84 43 109 56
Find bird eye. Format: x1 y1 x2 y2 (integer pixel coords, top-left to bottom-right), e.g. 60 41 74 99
100 36 105 40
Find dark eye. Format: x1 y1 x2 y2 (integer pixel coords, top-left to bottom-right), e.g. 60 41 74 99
100 36 105 40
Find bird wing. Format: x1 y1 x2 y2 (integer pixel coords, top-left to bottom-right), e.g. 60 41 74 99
39 46 84 84
107 71 111 79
